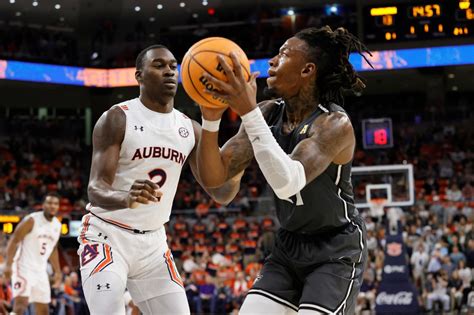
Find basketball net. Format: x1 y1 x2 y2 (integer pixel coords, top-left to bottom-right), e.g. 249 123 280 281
369 198 387 219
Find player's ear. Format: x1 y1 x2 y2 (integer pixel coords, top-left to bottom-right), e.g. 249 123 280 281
301 63 316 78
135 70 143 83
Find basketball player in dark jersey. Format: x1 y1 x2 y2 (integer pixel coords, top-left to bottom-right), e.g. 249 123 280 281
197 26 373 314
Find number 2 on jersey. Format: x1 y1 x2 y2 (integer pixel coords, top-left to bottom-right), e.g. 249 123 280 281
40 242 47 255
148 168 167 188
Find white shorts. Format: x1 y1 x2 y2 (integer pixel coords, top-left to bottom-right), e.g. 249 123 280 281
77 214 184 303
12 264 50 304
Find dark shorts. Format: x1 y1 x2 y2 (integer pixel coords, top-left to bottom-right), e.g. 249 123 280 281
248 215 367 314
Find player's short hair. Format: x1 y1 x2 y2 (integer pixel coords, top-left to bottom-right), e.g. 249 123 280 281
43 192 60 203
136 44 169 70
294 26 373 107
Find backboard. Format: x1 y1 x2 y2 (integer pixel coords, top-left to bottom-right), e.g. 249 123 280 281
351 164 414 208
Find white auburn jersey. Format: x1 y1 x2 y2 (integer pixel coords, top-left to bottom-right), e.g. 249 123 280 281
13 211 61 270
87 98 195 231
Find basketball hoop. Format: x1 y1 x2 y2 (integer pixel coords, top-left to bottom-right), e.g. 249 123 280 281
369 198 387 219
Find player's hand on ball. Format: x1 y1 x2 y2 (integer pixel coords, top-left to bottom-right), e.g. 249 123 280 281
3 265 12 280
127 179 163 209
203 52 259 116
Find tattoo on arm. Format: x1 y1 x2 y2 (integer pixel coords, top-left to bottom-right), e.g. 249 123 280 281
311 122 343 157
190 120 242 205
222 100 276 180
222 127 254 180
291 112 355 182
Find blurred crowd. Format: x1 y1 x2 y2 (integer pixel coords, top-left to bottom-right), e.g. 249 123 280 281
0 118 88 217
170 214 275 314
0 92 473 314
0 25 78 66
358 198 474 313
1 0 474 311
0 7 355 67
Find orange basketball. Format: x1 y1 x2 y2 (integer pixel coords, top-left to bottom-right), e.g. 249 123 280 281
181 37 251 109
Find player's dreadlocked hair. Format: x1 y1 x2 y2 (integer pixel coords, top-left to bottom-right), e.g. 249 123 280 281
295 26 373 107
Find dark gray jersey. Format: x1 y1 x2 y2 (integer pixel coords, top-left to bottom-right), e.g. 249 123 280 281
266 99 358 234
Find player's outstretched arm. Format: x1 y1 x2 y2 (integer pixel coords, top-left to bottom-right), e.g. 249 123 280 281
87 107 162 210
4 217 34 280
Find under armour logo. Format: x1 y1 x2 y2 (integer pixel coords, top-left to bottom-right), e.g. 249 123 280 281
97 283 111 291
97 232 108 240
135 125 144 132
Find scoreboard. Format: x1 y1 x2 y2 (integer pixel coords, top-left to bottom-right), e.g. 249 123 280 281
1 215 70 236
364 0 474 42
362 118 394 149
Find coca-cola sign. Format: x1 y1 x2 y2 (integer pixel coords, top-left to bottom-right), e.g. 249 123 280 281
376 292 413 305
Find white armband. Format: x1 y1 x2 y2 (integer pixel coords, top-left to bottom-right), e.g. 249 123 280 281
241 107 307 200
201 118 221 132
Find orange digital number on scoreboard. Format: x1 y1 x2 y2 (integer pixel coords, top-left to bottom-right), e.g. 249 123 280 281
468 8 474 20
410 4 442 18
382 15 394 26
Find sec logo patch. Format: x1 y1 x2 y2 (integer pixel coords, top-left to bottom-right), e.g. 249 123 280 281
179 127 189 138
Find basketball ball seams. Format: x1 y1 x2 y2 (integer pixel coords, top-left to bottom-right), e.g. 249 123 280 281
189 54 226 107
182 52 220 108
181 53 208 106
189 53 217 80
186 54 224 108
186 37 224 55
180 54 194 98
180 37 251 109
185 56 215 107
192 50 251 78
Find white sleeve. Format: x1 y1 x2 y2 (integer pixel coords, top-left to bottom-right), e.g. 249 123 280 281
241 107 307 200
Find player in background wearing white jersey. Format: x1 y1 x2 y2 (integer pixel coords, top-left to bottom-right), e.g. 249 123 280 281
4 192 62 315
79 45 242 315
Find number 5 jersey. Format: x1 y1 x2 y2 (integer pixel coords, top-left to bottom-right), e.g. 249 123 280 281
13 211 61 274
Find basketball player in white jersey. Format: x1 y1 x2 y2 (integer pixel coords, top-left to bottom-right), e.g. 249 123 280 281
4 192 62 315
79 45 242 315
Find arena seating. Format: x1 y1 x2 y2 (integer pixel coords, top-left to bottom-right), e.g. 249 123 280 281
0 93 473 313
